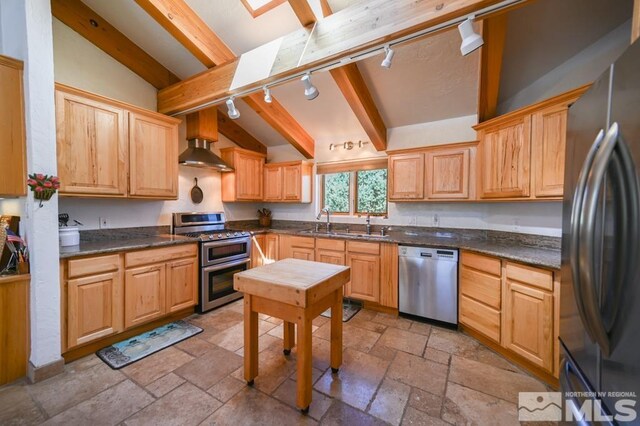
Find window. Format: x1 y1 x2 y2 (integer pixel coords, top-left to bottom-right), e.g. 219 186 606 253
321 167 388 216
240 0 286 17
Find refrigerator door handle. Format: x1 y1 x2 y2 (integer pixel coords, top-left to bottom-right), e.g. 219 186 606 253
570 128 605 345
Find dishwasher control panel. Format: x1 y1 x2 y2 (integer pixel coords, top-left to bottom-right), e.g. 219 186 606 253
398 246 459 261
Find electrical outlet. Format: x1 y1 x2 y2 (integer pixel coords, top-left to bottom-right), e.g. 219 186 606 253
99 217 109 229
433 214 440 227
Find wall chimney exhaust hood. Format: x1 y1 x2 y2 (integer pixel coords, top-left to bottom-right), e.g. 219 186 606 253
178 139 233 172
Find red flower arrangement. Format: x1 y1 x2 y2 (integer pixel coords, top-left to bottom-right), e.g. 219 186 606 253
27 173 60 207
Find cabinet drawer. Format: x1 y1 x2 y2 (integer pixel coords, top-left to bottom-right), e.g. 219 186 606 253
287 236 315 249
346 241 380 255
460 295 501 342
68 254 120 278
460 267 501 309
505 262 553 291
460 251 501 276
125 244 198 268
316 238 345 251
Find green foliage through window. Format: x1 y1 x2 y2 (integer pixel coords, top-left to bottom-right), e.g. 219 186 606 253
323 172 350 213
356 169 387 214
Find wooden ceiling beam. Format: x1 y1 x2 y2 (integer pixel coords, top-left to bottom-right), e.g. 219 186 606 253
633 0 640 43
51 0 180 89
136 0 314 158
477 14 508 122
287 0 317 27
157 0 508 116
217 110 268 155
318 0 386 151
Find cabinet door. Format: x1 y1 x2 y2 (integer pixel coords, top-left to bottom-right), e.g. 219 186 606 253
531 104 568 198
388 153 425 200
347 253 380 302
129 112 178 198
0 57 26 196
316 249 346 265
236 152 264 200
264 234 279 262
425 147 470 199
124 264 166 329
67 271 122 348
479 115 531 198
282 165 302 201
56 89 127 196
166 258 197 313
251 234 266 268
263 166 282 201
503 280 553 371
291 246 315 261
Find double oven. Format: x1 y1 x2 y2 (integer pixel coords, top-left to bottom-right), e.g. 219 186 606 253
172 212 251 313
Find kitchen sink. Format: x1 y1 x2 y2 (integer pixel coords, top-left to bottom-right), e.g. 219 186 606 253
301 229 388 238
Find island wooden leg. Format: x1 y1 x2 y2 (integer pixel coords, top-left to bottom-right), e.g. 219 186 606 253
283 321 295 355
296 313 313 413
330 289 342 373
244 295 258 385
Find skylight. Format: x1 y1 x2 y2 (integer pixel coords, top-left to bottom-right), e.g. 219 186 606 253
241 0 287 18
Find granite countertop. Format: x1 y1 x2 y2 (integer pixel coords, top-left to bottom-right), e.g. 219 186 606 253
59 234 197 259
229 220 562 270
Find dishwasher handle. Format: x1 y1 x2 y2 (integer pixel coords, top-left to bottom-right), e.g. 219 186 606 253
420 252 433 258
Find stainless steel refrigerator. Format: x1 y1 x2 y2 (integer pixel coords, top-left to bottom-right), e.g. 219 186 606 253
561 39 640 423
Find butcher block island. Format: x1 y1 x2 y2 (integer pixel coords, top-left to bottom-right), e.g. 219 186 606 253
234 259 350 413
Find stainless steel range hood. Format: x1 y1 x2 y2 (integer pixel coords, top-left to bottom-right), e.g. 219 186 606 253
179 139 233 172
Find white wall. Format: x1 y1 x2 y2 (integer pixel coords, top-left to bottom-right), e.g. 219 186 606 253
0 0 62 371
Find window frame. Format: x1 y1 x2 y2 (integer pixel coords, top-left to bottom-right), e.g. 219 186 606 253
320 169 388 217
240 0 287 18
320 172 351 216
354 169 388 217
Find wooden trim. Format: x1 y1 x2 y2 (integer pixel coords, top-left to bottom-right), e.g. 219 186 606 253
157 0 511 115
473 84 591 131
386 141 479 155
317 158 387 174
220 146 267 159
477 14 507 122
186 107 218 141
0 54 24 70
287 0 317 26
133 0 235 67
0 274 30 284
51 0 179 89
633 0 640 43
217 109 268 154
240 0 287 18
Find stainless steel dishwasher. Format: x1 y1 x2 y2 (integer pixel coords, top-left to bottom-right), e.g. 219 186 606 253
398 246 458 325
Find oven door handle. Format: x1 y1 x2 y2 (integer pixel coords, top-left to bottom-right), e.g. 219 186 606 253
201 237 251 249
202 258 251 273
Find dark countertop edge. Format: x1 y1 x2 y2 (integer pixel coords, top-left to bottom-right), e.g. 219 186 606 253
59 235 198 259
243 227 561 270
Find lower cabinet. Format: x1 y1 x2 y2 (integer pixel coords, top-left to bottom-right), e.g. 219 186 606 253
346 253 380 302
61 244 198 352
279 235 315 261
250 234 266 268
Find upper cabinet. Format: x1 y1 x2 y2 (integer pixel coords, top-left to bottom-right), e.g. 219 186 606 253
473 85 589 200
263 161 313 203
220 147 266 202
388 142 477 202
0 55 27 197
55 84 180 199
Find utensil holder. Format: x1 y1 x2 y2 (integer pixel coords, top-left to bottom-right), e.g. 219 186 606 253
259 216 272 227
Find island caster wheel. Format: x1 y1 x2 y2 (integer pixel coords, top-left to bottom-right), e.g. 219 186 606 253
331 367 339 374
283 349 291 355
247 379 254 386
300 406 310 415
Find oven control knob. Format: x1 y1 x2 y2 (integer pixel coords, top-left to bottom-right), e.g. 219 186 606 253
226 233 230 237
217 234 222 238
233 232 238 236
208 235 214 240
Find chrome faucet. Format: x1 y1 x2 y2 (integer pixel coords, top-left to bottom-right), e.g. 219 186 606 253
365 214 372 235
316 207 332 232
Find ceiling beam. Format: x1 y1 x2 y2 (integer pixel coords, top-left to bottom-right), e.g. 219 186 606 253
217 110 268 155
136 0 315 158
51 0 180 89
318 0 387 151
633 0 640 43
157 0 509 116
477 14 508 122
287 0 317 27
52 0 267 154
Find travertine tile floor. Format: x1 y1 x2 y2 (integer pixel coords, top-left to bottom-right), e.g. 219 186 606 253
0 300 550 425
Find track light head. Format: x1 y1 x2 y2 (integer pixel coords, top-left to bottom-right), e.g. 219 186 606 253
226 97 240 119
458 16 483 56
263 86 272 103
301 73 319 100
381 46 395 69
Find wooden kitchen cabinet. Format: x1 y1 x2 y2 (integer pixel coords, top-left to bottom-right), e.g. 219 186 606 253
279 235 315 260
124 264 167 329
346 241 381 303
531 103 570 198
263 161 313 203
129 111 179 199
315 238 346 266
250 234 266 268
55 84 180 199
166 257 198 313
388 153 424 200
264 234 280 262
0 55 27 197
221 147 266 202
425 144 476 200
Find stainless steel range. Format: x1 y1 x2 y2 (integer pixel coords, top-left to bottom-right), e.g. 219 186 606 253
172 212 251 313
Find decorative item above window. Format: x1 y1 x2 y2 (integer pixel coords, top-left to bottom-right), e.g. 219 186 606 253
328 141 369 151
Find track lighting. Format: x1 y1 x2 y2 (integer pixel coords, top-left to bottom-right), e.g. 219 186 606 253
328 140 369 151
301 73 319 100
226 97 240 119
263 86 272 103
458 15 483 56
381 45 395 69
329 143 336 151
